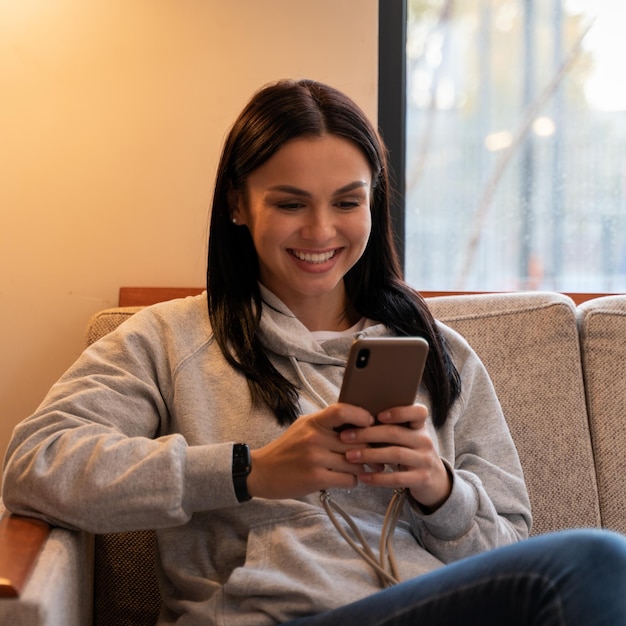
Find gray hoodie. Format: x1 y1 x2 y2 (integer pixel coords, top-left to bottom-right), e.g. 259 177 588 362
2 290 531 625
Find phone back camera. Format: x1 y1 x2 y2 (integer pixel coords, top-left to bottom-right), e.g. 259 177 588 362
356 348 370 369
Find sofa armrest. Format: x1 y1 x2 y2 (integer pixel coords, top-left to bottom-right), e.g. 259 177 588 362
0 513 50 598
0 505 95 626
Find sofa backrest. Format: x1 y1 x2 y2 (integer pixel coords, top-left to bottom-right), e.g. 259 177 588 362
428 291 601 535
577 295 626 535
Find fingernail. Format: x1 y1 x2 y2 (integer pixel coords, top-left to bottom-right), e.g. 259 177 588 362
341 430 356 442
346 449 361 461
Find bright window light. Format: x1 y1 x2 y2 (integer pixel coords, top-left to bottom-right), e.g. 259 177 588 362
405 0 626 293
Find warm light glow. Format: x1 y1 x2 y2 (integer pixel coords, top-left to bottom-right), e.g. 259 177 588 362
566 0 626 111
485 130 513 152
533 116 556 137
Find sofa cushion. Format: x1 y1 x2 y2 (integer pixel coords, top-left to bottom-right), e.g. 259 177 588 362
577 295 626 535
86 307 143 346
93 531 160 626
427 292 601 535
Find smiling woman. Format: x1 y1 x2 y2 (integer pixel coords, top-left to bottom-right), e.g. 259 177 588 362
205 79 458 429
5 78 626 626
230 134 372 331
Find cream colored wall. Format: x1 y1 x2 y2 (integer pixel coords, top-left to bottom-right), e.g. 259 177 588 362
0 1 378 476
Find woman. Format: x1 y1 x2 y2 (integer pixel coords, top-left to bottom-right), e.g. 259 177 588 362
3 79 626 625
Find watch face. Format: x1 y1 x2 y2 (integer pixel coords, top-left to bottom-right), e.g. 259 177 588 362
233 443 251 476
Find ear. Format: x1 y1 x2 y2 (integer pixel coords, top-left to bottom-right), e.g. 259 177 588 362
227 185 244 225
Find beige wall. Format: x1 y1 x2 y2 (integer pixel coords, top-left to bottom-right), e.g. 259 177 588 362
0 1 378 474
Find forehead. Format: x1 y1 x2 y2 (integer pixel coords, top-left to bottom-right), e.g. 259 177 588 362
246 134 372 191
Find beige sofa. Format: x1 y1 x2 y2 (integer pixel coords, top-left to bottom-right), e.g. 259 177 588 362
1 291 625 625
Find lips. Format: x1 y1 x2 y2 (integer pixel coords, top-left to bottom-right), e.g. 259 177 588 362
290 249 337 264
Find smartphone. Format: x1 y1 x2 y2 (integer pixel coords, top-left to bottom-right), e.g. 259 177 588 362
338 336 429 426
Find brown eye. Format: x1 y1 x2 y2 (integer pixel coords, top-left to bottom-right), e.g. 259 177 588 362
277 202 304 210
336 199 361 209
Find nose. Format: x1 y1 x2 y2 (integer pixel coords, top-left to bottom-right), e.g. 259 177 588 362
301 206 336 242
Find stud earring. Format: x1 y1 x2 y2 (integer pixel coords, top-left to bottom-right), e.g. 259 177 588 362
232 217 238 225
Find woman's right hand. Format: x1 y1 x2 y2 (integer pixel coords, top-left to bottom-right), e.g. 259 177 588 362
246 404 374 500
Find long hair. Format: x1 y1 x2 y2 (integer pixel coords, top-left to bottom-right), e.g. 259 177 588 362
207 79 460 427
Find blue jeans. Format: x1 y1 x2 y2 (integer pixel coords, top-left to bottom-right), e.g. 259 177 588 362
283 529 626 625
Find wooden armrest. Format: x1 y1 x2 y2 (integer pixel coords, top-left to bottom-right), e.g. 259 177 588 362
0 513 51 597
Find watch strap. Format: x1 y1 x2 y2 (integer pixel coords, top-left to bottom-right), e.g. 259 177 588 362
232 443 252 502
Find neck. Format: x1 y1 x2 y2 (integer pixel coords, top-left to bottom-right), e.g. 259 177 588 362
294 295 359 332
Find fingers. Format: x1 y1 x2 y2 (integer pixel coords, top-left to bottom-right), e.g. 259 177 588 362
335 402 448 505
249 430 365 499
344 443 452 511
377 404 428 429
324 403 375 433
248 403 428 501
337 404 428 448
344 441 427 468
326 402 427 444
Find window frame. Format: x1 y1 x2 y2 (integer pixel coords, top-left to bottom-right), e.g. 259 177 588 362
378 0 407 268
378 0 622 300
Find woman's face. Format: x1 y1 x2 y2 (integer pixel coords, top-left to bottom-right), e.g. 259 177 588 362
231 134 372 328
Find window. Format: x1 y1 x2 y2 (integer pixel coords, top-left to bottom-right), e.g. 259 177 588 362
380 0 626 293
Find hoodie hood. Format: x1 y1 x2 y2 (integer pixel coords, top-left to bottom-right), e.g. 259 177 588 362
257 284 390 364
256 285 392 410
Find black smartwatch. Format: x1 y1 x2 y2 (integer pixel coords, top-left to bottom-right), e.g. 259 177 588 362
232 443 252 502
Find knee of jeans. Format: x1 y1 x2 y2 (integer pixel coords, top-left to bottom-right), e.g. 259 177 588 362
562 529 626 571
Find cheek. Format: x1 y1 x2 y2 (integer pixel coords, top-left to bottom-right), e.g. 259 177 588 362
247 217 289 256
353 211 372 250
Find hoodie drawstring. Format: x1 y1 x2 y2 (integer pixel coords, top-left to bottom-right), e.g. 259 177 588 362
289 356 329 410
320 488 405 587
288 355 404 588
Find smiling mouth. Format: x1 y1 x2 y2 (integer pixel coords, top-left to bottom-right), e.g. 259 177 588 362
290 249 337 264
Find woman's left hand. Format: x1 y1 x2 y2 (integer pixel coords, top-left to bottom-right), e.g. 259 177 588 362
338 404 452 513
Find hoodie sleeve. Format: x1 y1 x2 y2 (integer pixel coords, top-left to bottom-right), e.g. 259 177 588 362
406 326 532 562
2 306 241 534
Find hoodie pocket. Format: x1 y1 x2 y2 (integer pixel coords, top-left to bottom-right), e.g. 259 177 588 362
221 508 379 619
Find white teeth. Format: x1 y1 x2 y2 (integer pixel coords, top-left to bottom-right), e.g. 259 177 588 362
292 249 336 263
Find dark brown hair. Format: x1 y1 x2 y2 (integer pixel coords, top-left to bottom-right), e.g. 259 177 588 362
207 79 460 427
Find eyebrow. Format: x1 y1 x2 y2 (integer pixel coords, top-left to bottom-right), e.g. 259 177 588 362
267 181 369 197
